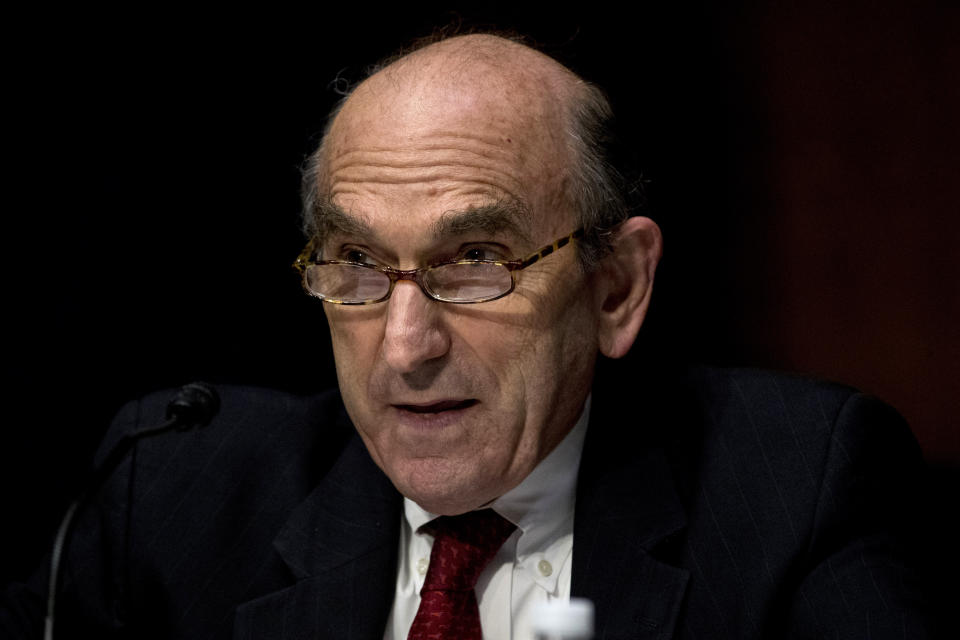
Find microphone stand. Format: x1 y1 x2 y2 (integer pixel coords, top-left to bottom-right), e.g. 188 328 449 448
44 382 219 640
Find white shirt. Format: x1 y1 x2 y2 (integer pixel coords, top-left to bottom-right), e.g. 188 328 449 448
383 398 590 640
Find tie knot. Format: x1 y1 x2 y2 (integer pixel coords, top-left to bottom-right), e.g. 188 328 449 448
420 509 516 592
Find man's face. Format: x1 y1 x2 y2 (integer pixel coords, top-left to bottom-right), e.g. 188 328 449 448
318 55 602 515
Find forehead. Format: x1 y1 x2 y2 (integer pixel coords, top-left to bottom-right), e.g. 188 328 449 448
317 43 578 241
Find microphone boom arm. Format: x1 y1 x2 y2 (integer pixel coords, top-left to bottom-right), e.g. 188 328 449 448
44 382 219 640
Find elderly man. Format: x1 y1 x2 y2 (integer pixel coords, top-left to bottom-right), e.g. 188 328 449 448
2 33 935 639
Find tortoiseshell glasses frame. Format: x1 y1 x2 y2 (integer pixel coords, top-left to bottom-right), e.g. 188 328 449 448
293 228 583 305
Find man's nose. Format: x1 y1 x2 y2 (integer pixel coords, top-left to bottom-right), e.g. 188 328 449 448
381 281 451 374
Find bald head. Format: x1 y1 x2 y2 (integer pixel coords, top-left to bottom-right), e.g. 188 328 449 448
344 34 582 125
302 33 634 268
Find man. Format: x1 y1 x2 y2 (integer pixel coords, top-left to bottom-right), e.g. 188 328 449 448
1 33 937 639
296 32 660 639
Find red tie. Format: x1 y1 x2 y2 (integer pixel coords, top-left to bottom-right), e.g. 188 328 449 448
407 509 517 640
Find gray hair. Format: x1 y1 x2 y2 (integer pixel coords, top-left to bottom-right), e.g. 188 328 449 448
563 80 638 269
300 35 640 272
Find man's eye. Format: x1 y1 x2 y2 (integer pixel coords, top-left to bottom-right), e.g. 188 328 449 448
343 248 377 264
460 246 505 261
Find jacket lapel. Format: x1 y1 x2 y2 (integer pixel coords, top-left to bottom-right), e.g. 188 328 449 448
234 434 402 640
573 366 692 639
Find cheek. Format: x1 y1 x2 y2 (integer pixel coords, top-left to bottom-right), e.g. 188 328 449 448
324 310 383 400
326 306 381 352
447 313 527 383
513 285 599 411
451 304 577 415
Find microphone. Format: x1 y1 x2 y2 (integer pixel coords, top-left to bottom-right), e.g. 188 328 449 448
166 381 221 432
44 382 220 640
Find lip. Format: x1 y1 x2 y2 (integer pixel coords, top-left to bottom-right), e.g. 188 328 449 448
390 399 478 429
394 399 478 413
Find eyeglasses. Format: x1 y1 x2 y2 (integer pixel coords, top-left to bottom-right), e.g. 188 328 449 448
293 229 583 305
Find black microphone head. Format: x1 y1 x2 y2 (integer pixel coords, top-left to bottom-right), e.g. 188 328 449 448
166 382 220 430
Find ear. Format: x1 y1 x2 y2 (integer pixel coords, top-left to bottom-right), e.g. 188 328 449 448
595 216 663 359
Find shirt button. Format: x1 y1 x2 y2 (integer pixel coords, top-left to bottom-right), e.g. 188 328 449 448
417 557 428 576
537 559 553 577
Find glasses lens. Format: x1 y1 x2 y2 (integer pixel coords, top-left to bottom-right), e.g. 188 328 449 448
425 262 513 302
305 264 390 303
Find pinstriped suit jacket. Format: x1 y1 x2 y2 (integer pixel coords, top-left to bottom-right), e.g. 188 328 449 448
2 366 939 638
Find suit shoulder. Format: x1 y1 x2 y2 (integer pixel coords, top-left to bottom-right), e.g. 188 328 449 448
671 366 922 490
683 366 864 436
93 385 355 553
98 385 351 474
674 366 920 500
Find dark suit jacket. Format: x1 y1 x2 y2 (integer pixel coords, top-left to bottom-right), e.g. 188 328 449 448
1 367 939 638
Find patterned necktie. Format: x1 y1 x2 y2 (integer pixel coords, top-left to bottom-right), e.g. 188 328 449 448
407 508 517 640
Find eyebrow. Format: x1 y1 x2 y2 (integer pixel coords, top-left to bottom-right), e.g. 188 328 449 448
315 199 533 246
432 200 532 244
314 201 375 240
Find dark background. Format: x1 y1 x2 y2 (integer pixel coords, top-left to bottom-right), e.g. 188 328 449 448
4 0 958 603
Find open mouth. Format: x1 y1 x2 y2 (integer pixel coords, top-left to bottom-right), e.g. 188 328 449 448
395 399 478 414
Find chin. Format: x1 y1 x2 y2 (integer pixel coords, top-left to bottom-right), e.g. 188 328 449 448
394 459 500 516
